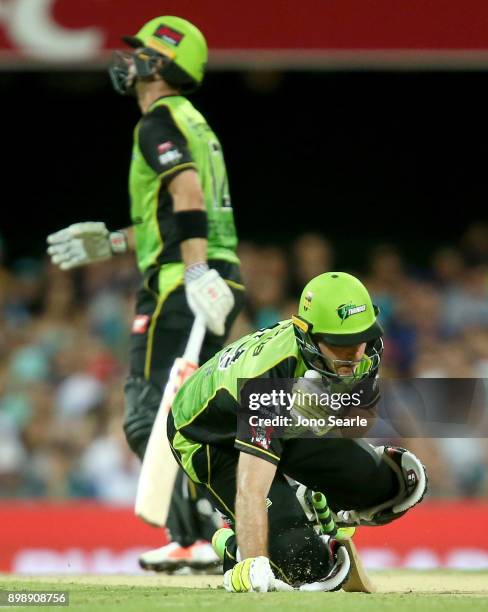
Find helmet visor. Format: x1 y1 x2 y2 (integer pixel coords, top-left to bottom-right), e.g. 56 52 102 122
109 48 170 95
108 51 137 95
308 352 380 384
306 336 383 383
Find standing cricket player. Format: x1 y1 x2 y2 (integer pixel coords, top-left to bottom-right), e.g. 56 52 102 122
47 16 245 570
167 272 428 591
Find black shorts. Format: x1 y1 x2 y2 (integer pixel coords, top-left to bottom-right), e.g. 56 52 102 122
129 259 245 390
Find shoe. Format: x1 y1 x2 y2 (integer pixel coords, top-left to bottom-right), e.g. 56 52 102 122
211 527 234 561
186 540 221 570
139 540 220 573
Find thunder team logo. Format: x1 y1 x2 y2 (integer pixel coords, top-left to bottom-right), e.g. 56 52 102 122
336 302 367 324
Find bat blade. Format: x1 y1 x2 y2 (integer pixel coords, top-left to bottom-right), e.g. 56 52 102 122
340 537 376 593
134 357 198 527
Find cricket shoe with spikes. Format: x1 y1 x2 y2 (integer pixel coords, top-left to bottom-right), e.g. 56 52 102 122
139 540 221 573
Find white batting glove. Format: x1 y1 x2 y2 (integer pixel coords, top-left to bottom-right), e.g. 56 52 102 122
47 222 127 270
224 556 279 593
185 263 234 336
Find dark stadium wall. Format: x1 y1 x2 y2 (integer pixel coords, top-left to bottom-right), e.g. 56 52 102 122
1 70 486 268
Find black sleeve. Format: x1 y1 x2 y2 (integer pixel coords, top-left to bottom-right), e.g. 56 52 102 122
234 356 298 466
137 105 196 184
235 379 284 466
234 437 283 466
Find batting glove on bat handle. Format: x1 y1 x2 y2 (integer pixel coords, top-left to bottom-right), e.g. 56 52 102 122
185 263 235 336
224 556 277 593
47 222 128 270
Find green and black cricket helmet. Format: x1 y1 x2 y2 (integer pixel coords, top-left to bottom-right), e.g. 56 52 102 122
292 272 384 382
109 16 208 95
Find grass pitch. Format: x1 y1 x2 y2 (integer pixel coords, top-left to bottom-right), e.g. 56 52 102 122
1 571 488 611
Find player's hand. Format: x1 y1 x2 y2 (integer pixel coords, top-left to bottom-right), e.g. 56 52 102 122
185 264 234 336
224 556 278 593
47 222 127 270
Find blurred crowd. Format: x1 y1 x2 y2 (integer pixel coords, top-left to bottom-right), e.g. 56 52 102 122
0 222 488 503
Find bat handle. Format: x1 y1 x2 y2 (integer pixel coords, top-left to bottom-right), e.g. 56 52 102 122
183 315 207 364
312 491 337 537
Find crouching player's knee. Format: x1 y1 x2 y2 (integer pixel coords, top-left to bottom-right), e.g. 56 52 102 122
335 445 428 528
123 376 162 460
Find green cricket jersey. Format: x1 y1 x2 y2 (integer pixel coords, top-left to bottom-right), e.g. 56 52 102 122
169 320 381 474
170 320 307 468
129 95 239 272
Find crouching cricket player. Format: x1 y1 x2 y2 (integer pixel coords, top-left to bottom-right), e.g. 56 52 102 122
167 272 428 591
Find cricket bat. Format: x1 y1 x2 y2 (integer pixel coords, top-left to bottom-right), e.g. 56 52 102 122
135 315 206 527
339 537 376 593
312 493 376 593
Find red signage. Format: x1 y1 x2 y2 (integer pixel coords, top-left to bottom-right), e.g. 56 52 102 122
0 501 166 574
1 0 488 66
1 500 487 573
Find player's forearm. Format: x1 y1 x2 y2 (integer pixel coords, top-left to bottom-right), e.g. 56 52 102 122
180 237 208 268
170 169 208 268
236 488 268 559
173 195 208 267
235 453 276 559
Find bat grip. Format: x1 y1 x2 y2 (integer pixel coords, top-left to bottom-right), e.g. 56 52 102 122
183 315 207 364
312 491 337 537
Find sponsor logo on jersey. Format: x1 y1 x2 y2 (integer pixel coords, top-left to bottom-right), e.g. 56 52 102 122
251 425 272 451
158 148 182 166
132 314 150 334
337 302 366 323
157 141 174 154
154 25 184 46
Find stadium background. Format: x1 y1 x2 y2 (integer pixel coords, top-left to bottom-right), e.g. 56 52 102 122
1 0 487 574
